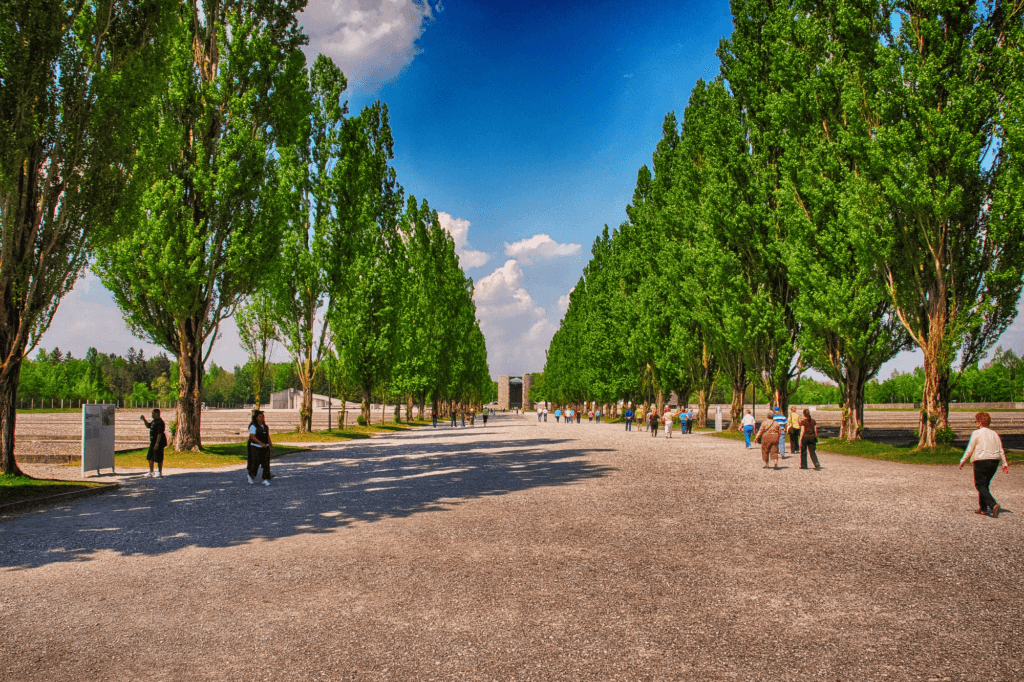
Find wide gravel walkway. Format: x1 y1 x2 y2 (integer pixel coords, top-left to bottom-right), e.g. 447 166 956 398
1 414 1021 681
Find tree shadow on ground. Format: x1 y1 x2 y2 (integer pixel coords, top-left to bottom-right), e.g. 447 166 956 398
0 435 615 570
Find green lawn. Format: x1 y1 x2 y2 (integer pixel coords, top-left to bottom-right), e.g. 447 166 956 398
709 430 1024 466
110 442 309 468
0 474 106 502
272 420 432 443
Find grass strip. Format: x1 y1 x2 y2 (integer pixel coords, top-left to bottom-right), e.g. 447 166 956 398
0 474 105 502
109 442 308 469
272 420 432 443
15 408 84 414
709 430 1024 465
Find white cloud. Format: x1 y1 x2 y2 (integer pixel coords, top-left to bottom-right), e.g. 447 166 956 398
557 287 575 315
298 0 439 88
37 271 283 370
438 211 489 270
473 260 558 376
504 233 582 265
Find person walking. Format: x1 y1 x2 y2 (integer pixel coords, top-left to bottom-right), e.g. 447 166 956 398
625 407 634 431
798 408 821 470
649 410 659 437
788 405 802 456
687 408 695 434
772 407 788 456
960 412 1009 517
754 412 782 469
482 411 488 426
742 409 756 448
664 409 673 438
554 408 561 423
432 409 437 428
588 409 594 423
140 408 167 478
538 408 543 422
461 411 466 427
595 409 602 424
576 409 581 424
247 410 274 486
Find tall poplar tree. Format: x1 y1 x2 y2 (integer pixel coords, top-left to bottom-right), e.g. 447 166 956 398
95 0 307 450
0 0 167 474
869 0 1024 445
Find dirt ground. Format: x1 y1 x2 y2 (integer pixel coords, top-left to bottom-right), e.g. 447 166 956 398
1 413 1021 681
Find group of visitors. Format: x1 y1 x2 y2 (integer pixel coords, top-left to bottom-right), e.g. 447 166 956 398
619 406 696 437
747 406 820 470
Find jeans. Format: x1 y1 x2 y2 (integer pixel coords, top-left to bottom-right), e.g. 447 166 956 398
800 438 820 468
626 418 632 431
743 425 754 447
538 412 542 421
974 459 1000 511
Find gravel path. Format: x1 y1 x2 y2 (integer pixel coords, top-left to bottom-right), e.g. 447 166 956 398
1 414 1021 681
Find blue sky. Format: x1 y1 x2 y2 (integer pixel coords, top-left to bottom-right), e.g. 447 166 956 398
40 0 1023 381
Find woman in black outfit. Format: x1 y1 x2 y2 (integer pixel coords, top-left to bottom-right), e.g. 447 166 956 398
798 408 821 470
247 411 274 486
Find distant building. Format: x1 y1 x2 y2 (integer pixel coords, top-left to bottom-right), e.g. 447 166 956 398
497 374 533 411
269 388 342 410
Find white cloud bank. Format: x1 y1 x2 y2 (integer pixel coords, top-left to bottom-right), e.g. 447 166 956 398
557 287 575 315
298 0 439 88
504 233 582 264
438 211 489 270
473 260 557 376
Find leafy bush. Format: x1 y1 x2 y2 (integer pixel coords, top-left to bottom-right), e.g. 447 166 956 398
935 426 956 445
357 414 367 426
168 420 178 438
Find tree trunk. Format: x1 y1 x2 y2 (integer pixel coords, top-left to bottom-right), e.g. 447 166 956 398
175 321 204 451
0 358 25 476
339 395 347 430
839 365 868 441
918 323 950 447
299 381 313 433
728 366 746 432
361 394 371 425
407 394 413 422
697 390 709 428
380 400 385 425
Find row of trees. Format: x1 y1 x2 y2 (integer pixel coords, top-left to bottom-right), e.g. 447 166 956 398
542 0 1024 445
0 1 490 474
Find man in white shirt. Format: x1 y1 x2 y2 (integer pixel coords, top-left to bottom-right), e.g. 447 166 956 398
959 412 1009 517
741 409 756 448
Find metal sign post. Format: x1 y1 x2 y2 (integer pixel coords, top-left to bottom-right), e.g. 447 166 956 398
82 404 116 476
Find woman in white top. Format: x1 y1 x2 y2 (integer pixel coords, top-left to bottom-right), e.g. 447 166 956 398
663 410 674 438
741 409 756 448
959 412 1009 517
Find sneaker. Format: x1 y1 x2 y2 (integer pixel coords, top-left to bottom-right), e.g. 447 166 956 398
153 471 162 478
262 479 270 486
992 504 1001 518
247 475 254 485
143 472 152 478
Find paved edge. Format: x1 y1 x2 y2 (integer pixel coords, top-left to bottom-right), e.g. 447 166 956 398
0 482 121 515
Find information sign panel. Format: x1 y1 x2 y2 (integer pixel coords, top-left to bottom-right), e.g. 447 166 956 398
82 404 116 475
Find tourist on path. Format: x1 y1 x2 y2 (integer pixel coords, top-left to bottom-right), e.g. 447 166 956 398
788 405 801 455
663 410 673 438
649 411 659 437
595 409 602 424
538 409 543 422
960 412 1009 517
754 413 781 469
576 409 581 423
625 407 634 431
247 410 273 486
555 408 561 423
140 408 166 478
772 407 788 456
482 412 488 426
798 409 821 470
741 409 756 448
687 408 695 434
588 409 594 423
432 409 437 428
461 411 466 427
